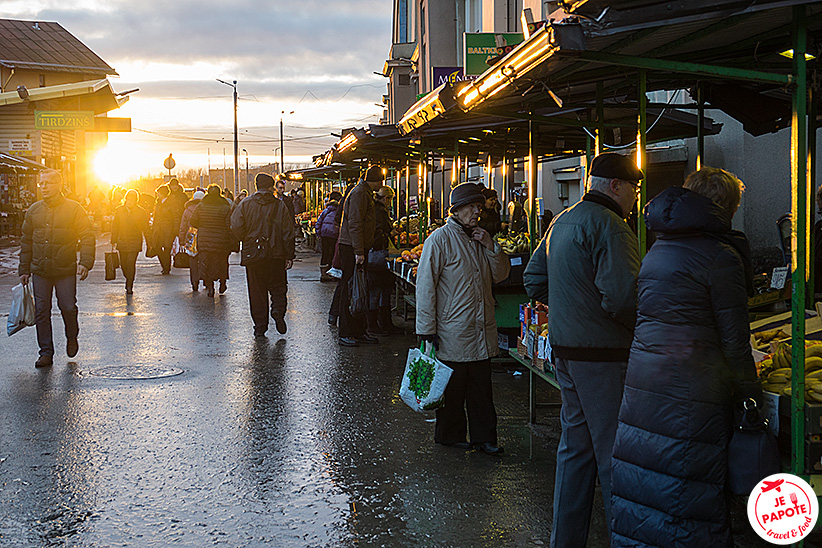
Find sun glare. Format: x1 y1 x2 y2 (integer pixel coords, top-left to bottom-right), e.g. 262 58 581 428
94 143 137 186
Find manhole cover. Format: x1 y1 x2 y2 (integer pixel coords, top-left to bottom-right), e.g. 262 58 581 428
87 365 183 380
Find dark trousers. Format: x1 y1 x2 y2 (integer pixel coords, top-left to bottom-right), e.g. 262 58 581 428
435 359 497 445
320 236 336 267
245 259 287 333
368 266 392 310
157 233 174 273
189 255 201 289
119 251 138 290
551 358 626 548
329 282 341 318
31 274 78 358
338 244 367 339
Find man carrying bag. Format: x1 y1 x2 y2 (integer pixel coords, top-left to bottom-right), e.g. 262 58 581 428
231 173 295 338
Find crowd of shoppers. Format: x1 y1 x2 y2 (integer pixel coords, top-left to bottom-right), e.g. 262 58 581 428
16 156 766 545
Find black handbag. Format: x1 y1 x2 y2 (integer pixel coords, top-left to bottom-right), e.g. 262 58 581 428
728 398 781 495
173 251 190 269
348 265 368 318
104 251 120 281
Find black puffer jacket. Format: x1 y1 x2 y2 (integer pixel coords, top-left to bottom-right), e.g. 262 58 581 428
111 204 150 253
190 193 233 253
372 200 393 251
19 195 95 278
611 186 761 548
230 189 295 264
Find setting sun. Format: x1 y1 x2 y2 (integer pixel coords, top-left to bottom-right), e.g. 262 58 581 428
93 143 137 187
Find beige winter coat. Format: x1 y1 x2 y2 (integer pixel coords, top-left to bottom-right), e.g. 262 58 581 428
415 217 511 362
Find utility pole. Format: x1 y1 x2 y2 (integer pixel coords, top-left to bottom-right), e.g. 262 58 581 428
217 78 240 197
280 110 293 176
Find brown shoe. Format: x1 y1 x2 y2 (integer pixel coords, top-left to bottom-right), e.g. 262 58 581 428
67 338 78 358
35 355 53 368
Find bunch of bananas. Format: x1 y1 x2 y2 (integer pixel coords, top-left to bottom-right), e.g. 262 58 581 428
760 342 822 401
496 232 530 254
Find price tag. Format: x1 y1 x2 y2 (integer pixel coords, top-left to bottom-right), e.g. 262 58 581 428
771 266 789 290
510 256 523 266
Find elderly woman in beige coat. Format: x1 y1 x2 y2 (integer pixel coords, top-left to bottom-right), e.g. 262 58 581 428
415 182 511 454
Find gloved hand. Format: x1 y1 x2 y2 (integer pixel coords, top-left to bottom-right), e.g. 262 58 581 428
418 334 439 354
735 380 764 409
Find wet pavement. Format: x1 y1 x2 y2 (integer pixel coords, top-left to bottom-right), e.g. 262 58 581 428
0 240 778 547
0 242 589 547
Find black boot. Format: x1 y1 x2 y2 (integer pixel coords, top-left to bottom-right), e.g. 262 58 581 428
366 309 385 335
379 306 402 334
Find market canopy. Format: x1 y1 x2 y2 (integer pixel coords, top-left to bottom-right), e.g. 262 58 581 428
399 0 822 139
0 79 129 114
0 151 46 174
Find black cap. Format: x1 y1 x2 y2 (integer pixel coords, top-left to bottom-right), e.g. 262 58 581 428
364 166 384 182
255 173 275 188
449 183 485 212
589 152 643 182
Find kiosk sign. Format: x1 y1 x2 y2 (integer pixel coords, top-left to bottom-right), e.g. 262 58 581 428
34 111 94 130
747 473 818 544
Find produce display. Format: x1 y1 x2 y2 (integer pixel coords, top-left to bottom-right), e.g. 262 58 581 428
495 232 530 254
296 206 322 223
393 214 420 233
398 243 424 262
759 341 822 401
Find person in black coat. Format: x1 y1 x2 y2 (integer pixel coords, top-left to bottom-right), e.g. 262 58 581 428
477 188 502 237
111 189 150 294
367 186 397 334
610 167 763 547
190 185 233 297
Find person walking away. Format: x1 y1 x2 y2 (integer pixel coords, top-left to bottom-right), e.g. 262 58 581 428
231 173 295 337
18 169 95 368
416 182 511 454
477 188 502 237
316 191 342 282
294 189 306 215
180 190 205 291
152 185 174 274
327 181 357 326
522 152 642 547
367 185 398 334
190 185 233 297
610 168 762 547
337 166 383 347
111 189 150 294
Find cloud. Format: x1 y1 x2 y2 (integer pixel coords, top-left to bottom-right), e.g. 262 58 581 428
12 1 392 86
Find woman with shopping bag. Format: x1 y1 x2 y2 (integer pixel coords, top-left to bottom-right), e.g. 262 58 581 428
415 182 511 454
111 189 150 294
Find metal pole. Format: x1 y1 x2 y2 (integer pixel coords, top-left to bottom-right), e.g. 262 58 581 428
280 117 285 175
596 81 604 155
808 86 817 305
790 4 808 478
528 119 537 253
233 81 239 198
696 82 705 170
637 69 647 258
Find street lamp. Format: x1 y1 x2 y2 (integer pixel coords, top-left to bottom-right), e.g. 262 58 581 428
280 110 294 176
242 148 249 190
217 78 239 197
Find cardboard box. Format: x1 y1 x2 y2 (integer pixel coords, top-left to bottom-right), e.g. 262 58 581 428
531 310 549 326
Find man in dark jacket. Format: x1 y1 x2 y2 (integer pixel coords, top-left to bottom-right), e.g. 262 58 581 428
111 189 150 294
231 173 295 337
523 152 642 548
275 177 296 220
336 165 382 347
19 169 95 368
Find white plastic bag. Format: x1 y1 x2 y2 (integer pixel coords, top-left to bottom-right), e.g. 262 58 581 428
399 344 453 412
7 281 35 336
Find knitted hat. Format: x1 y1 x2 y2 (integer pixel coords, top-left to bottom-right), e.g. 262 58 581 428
449 183 485 212
192 190 205 200
589 152 643 182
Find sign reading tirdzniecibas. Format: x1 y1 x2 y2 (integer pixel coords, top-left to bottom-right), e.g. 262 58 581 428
34 111 94 130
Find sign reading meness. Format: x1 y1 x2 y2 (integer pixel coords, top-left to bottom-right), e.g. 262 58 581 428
748 473 818 544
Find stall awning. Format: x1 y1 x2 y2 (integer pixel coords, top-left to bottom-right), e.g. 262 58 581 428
0 79 129 114
0 151 45 173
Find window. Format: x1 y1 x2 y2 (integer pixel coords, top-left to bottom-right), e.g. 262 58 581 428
39 74 45 87
398 74 411 86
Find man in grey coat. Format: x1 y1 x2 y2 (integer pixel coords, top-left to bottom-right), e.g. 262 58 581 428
523 152 641 548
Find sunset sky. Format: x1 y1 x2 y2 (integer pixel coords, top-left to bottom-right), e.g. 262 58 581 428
0 1 392 184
